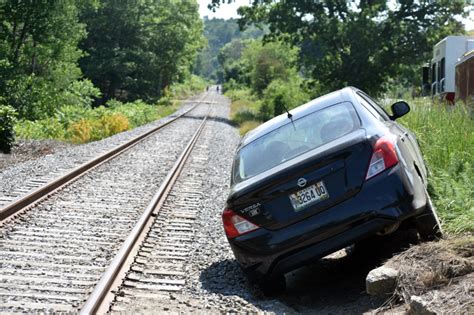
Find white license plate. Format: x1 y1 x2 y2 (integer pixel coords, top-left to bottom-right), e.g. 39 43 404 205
289 181 329 212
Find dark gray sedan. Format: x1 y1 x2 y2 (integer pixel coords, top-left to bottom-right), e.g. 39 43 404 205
222 87 442 293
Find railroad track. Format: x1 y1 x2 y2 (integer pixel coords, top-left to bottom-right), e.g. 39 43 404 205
0 93 210 220
0 92 216 313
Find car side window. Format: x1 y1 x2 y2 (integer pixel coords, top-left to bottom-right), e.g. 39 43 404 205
357 92 390 120
355 93 386 122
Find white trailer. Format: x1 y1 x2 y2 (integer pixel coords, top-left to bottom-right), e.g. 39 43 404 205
429 36 474 102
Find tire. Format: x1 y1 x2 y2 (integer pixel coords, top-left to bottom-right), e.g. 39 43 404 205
261 274 286 296
416 190 443 241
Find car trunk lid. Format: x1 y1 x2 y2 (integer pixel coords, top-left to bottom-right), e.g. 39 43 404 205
227 129 372 230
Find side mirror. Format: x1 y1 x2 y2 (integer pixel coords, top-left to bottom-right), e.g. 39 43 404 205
390 101 410 120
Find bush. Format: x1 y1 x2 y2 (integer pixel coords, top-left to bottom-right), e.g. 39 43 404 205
15 97 179 144
68 119 92 144
232 108 259 125
260 78 310 120
15 117 64 140
66 113 129 144
169 75 207 99
225 87 257 103
0 105 17 153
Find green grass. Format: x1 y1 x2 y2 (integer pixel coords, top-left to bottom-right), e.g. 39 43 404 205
226 88 263 132
389 98 473 234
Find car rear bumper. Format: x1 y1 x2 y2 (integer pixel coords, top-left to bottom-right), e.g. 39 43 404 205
227 165 426 281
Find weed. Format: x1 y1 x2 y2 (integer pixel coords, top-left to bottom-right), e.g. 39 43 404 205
0 105 17 153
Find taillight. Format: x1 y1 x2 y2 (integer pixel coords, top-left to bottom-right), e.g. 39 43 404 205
222 208 259 239
365 135 399 180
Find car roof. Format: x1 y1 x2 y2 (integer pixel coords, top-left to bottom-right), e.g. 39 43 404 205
239 86 358 148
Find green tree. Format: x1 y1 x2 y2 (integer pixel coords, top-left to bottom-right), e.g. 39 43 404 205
79 0 142 103
194 17 265 82
211 0 467 95
243 41 298 95
218 39 251 87
80 0 204 104
0 0 94 119
219 39 299 95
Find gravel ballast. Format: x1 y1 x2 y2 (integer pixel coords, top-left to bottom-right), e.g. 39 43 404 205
0 97 199 206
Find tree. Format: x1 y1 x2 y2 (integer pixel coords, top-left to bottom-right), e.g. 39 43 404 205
218 39 298 94
80 0 204 104
211 0 467 95
194 17 266 82
79 0 142 104
0 1 94 119
244 41 298 95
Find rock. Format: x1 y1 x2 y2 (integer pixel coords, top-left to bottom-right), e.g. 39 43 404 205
409 295 436 315
366 266 399 295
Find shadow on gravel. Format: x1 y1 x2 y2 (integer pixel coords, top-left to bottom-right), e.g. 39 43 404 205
183 115 237 127
200 230 419 313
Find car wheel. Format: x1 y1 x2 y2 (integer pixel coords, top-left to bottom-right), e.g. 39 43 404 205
416 190 443 241
261 274 286 296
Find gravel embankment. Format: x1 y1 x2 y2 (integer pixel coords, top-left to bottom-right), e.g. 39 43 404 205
0 103 211 312
0 97 199 204
0 140 72 171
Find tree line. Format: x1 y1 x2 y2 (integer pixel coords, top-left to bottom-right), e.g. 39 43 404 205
0 0 204 121
211 0 468 96
193 17 264 82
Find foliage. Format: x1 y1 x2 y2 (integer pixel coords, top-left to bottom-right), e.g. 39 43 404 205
219 39 252 88
259 78 310 120
212 0 467 95
222 38 310 128
194 18 266 82
67 113 129 143
15 118 65 140
247 41 299 95
169 75 208 99
219 39 299 95
0 105 17 153
226 87 262 129
225 87 257 103
0 0 94 120
15 98 179 144
80 0 204 104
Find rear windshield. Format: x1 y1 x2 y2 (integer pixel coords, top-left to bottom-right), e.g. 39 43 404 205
232 102 360 184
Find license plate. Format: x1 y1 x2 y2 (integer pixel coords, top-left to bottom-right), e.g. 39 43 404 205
289 181 329 212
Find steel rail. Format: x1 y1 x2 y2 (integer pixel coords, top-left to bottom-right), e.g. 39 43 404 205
80 102 211 315
0 94 209 222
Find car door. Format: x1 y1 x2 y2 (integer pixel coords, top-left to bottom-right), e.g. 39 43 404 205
393 122 428 181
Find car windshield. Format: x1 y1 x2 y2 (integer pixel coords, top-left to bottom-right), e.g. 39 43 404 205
233 102 360 184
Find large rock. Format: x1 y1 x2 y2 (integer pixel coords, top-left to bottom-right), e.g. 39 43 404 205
366 266 399 296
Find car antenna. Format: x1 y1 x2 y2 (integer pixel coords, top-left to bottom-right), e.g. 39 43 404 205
283 105 296 130
283 105 293 119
